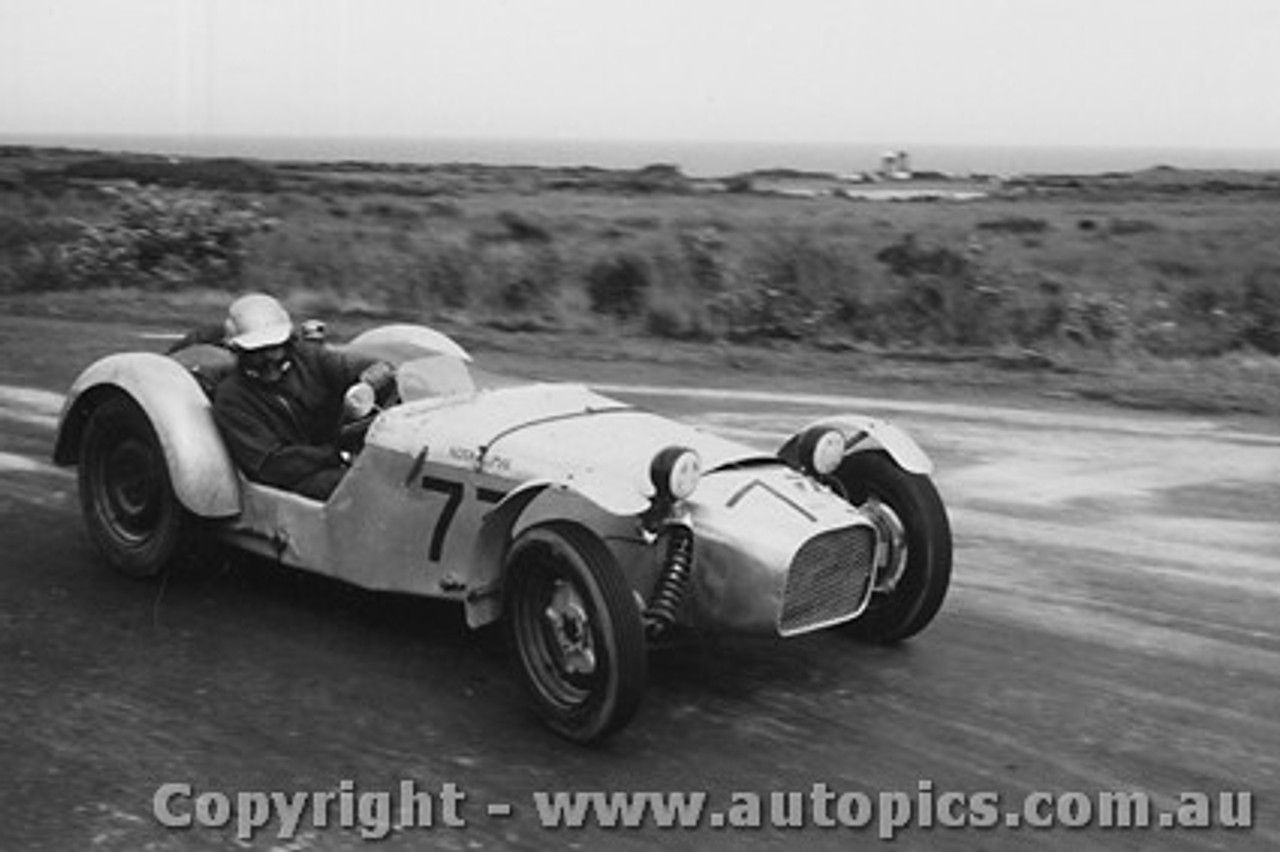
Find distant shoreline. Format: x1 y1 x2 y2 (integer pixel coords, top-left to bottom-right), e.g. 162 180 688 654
10 141 1280 204
4 133 1280 180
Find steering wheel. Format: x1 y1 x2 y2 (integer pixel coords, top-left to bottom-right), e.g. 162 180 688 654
335 379 402 454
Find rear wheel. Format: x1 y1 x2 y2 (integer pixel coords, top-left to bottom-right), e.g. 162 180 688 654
78 394 190 579
834 451 952 643
505 523 647 743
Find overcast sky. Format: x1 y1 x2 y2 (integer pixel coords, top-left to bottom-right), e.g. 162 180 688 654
3 0 1278 153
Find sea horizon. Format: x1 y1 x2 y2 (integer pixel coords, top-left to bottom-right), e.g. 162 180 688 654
5 132 1280 179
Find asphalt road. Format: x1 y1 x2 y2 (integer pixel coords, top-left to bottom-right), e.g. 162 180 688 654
1 350 1278 850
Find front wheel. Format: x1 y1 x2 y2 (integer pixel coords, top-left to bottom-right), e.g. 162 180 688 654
78 394 191 579
835 452 952 643
504 523 647 743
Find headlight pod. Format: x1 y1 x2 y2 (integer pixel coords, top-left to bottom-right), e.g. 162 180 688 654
797 427 846 476
650 446 702 502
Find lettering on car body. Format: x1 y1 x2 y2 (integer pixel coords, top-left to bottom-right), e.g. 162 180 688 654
448 446 478 464
447 445 512 474
483 455 512 474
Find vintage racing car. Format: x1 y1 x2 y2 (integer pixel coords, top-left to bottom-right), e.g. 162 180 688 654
53 323 952 742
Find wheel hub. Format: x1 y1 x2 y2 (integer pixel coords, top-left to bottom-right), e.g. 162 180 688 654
863 497 908 592
103 440 159 535
544 580 597 676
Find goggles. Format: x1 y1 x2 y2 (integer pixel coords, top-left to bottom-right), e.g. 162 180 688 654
240 343 293 383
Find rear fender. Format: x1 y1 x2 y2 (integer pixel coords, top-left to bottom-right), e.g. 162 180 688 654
464 479 635 628
54 353 241 518
780 415 933 475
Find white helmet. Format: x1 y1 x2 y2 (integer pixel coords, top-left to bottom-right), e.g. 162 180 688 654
226 293 294 351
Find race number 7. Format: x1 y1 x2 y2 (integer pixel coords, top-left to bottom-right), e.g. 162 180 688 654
420 476 464 562
419 476 508 562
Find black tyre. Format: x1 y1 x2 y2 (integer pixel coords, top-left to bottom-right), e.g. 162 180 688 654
834 451 952 643
504 522 647 743
78 394 190 579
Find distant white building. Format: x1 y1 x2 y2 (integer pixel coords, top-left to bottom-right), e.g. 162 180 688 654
879 150 912 180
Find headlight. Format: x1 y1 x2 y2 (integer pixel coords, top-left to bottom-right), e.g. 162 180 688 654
650 446 702 501
798 427 846 476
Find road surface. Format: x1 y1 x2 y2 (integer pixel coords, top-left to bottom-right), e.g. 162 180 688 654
1 356 1277 850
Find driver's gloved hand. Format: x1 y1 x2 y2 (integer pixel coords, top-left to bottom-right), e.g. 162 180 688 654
343 382 377 419
358 361 396 398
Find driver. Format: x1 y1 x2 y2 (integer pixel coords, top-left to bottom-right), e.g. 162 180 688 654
212 293 395 500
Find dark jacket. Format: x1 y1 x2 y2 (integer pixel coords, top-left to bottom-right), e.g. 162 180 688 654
213 341 387 500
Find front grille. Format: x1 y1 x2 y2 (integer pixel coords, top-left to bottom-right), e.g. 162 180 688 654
778 525 876 636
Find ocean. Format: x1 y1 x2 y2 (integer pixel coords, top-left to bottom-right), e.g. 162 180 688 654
6 133 1280 178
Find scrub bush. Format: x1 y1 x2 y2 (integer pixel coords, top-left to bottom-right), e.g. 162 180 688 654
585 252 651 319
1107 217 1161 236
64 185 275 289
412 237 474 310
644 292 716 341
1241 264 1280 354
0 211 79 292
62 156 278 192
475 242 562 319
711 282 822 342
874 234 1005 346
678 228 729 294
715 231 858 342
495 210 553 243
976 216 1050 235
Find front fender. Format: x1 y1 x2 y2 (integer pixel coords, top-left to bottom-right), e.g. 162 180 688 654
464 478 641 628
54 353 241 518
781 415 933 475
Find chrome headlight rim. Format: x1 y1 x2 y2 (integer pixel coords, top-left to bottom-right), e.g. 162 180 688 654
798 427 846 477
650 446 702 502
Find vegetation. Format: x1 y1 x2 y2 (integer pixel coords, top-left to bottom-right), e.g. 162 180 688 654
62 185 275 289
3 146 1280 378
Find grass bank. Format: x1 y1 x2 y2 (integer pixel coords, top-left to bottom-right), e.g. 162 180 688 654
2 146 1279 415
5 287 1279 420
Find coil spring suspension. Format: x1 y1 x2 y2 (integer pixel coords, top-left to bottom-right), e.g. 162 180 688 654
644 524 695 638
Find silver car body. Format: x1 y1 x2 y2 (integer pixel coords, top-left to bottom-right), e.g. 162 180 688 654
54 325 933 638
